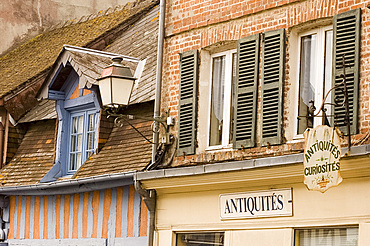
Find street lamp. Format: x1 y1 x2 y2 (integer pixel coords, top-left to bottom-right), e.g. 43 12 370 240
96 57 175 168
97 57 136 107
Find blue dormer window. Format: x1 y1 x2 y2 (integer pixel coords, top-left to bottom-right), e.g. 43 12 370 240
68 110 97 172
43 64 101 178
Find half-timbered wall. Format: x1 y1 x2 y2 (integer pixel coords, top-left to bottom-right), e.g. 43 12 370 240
5 185 147 246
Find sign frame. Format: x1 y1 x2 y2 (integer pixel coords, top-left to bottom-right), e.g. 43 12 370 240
219 188 293 220
303 125 343 193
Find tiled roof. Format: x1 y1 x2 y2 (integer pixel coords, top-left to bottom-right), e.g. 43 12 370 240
0 0 159 185
0 0 159 99
18 100 57 123
105 5 159 103
0 120 56 186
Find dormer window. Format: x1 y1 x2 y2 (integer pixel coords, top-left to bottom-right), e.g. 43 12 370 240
43 64 101 177
68 110 97 172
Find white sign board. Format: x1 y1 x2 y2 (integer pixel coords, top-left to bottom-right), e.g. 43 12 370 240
219 188 293 220
303 125 343 193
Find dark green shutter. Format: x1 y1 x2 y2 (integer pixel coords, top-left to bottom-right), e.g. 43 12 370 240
333 8 361 135
233 34 260 148
261 29 285 146
177 50 198 156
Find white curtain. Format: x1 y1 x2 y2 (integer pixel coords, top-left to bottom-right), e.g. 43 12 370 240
297 227 358 246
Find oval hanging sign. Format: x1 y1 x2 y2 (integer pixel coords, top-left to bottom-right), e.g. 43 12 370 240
303 125 343 193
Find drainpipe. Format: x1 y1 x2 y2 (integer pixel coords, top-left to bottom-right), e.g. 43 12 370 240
134 177 156 246
152 0 166 163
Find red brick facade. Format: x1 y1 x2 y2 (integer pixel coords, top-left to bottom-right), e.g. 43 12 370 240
162 0 370 166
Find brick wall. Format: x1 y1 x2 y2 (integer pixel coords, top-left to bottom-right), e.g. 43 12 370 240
162 0 370 166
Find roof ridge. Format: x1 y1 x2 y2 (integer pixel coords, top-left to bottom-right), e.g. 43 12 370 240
43 1 135 33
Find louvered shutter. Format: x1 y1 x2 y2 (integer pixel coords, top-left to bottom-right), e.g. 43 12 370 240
333 8 361 135
177 50 198 156
261 29 285 146
233 34 260 148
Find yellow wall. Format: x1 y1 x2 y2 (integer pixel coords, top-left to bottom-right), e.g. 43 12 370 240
153 176 370 246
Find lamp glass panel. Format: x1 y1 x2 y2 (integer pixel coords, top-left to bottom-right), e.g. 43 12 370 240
98 77 112 106
111 77 134 105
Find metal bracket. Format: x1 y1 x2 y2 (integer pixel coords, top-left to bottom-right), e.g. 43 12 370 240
298 55 351 152
104 106 173 145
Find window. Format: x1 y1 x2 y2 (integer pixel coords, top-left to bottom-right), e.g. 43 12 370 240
297 26 333 135
295 227 358 246
208 50 237 147
68 110 97 172
176 232 224 246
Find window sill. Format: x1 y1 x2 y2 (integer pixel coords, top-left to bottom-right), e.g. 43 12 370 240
57 174 74 181
287 135 305 144
205 144 233 152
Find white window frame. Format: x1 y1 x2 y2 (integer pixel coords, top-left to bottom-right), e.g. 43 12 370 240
294 26 333 139
206 49 236 150
67 109 98 174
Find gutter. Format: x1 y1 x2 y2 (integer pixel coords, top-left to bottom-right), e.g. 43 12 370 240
137 144 370 181
0 172 135 196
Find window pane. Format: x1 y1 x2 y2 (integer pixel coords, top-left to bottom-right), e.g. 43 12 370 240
77 116 83 133
87 132 94 150
210 56 225 146
70 135 75 152
295 227 358 246
298 34 317 134
88 114 95 131
324 30 333 124
77 134 83 151
229 53 237 144
70 153 76 170
72 117 78 133
76 153 82 169
176 233 224 246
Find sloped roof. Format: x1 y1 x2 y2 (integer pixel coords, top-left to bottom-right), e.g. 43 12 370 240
0 104 154 186
105 4 159 103
18 100 57 123
74 106 153 179
0 120 56 186
0 0 159 99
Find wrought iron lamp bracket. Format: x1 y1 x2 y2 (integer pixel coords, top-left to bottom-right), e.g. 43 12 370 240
297 55 351 151
103 105 173 145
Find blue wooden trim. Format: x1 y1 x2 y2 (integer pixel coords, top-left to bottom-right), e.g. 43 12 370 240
133 191 141 237
48 90 65 100
64 93 95 109
48 196 56 239
68 195 74 239
13 197 18 239
39 196 44 239
59 195 65 239
87 192 93 239
78 193 84 239
108 188 117 243
97 190 105 238
20 196 26 239
121 186 129 238
29 196 35 239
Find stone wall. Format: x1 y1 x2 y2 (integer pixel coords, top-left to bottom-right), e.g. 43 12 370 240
0 0 133 55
